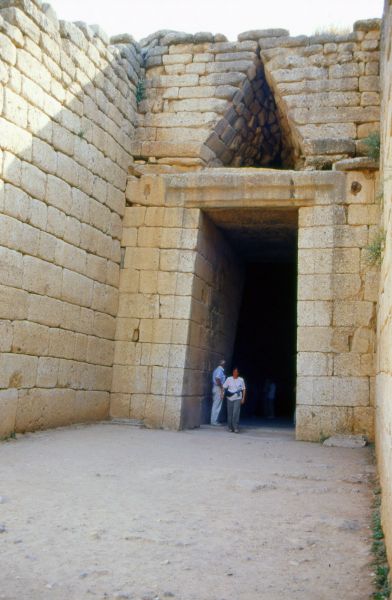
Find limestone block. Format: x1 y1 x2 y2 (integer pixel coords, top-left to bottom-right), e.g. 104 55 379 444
176 272 194 295
48 328 76 359
61 269 93 307
142 111 218 129
57 153 79 188
118 293 159 319
0 389 18 438
298 226 334 249
0 118 32 160
333 300 375 326
109 393 131 418
334 274 362 299
119 268 139 294
297 327 333 352
28 199 47 231
159 249 196 272
353 406 374 440
0 353 38 389
28 294 63 328
333 353 362 376
353 327 375 355
72 333 87 362
3 88 28 128
333 377 369 406
139 270 158 294
36 357 59 387
299 123 356 139
329 63 363 78
296 405 354 442
149 344 171 368
162 53 192 65
128 394 146 420
175 296 192 319
348 205 379 225
91 281 118 316
345 172 376 205
199 72 247 86
0 31 16 65
0 283 28 320
185 63 206 74
144 394 165 427
2 151 22 187
361 91 380 106
3 184 29 222
21 161 46 201
124 247 160 270
111 365 149 394
15 388 76 432
298 205 346 227
298 274 333 300
298 249 333 274
334 225 369 247
0 319 12 352
22 255 61 297
113 340 142 366
297 352 333 376
365 62 379 75
86 337 114 367
364 271 379 302
359 75 380 91
168 98 227 113
46 207 66 239
333 248 360 273
161 395 182 429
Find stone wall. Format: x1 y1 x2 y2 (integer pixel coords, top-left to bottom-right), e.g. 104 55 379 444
131 22 381 172
296 167 379 441
376 0 392 566
111 177 242 428
0 0 142 437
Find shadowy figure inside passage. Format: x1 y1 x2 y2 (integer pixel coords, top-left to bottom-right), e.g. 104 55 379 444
222 367 246 433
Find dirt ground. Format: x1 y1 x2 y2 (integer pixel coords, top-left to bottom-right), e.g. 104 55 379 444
0 423 375 600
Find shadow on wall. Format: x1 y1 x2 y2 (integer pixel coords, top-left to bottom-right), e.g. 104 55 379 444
0 0 141 436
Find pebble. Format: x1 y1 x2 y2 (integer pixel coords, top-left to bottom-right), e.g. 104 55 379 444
0 524 6 534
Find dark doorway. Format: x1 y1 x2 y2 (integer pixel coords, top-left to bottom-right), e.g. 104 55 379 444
206 207 298 428
230 262 297 425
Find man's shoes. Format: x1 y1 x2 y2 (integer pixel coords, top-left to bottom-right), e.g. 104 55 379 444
234 429 240 433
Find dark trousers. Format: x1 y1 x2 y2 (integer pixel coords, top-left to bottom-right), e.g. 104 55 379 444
227 398 241 431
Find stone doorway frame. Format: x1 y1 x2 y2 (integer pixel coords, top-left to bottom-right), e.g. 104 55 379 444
112 167 376 442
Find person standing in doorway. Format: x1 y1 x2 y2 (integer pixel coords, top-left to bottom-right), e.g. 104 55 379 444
263 377 276 419
210 359 226 425
222 367 246 433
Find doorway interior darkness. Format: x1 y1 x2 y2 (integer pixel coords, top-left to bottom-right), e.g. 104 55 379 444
207 207 298 427
231 262 297 424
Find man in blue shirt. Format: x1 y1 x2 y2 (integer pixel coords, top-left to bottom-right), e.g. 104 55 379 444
211 359 226 425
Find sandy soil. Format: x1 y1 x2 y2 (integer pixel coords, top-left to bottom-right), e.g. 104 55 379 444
0 423 375 600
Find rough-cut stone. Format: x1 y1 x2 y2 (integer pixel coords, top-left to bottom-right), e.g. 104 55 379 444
323 434 368 447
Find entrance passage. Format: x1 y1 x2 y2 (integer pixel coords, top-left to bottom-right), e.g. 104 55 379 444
206 207 298 428
231 262 297 424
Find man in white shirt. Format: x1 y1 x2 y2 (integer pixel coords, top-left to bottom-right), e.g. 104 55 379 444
210 359 226 425
222 367 246 433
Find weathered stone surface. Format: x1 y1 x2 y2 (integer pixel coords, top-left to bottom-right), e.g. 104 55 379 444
323 434 368 447
238 29 289 41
